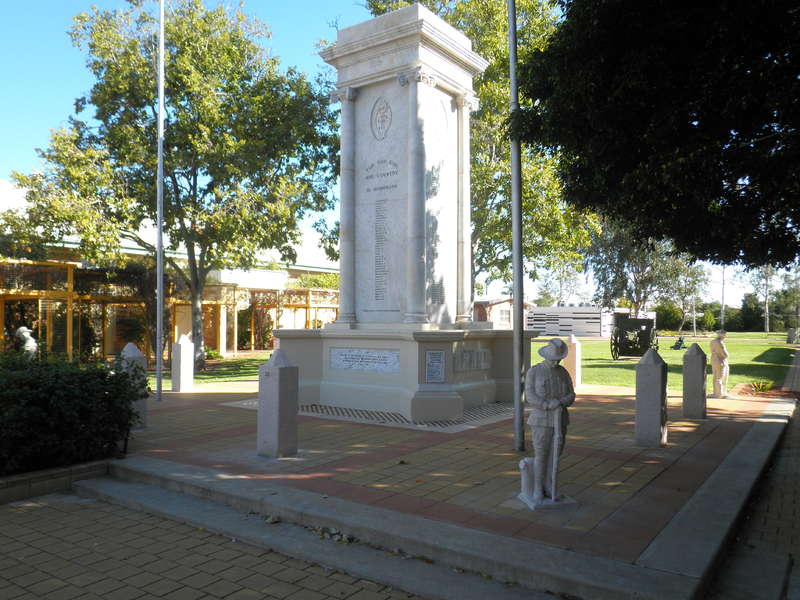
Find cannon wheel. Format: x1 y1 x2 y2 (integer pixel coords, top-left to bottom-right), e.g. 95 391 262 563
610 328 621 360
650 328 659 351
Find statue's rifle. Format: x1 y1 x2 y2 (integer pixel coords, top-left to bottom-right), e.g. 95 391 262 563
551 403 562 501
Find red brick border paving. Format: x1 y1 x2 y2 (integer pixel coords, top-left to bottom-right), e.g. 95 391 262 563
128 389 773 564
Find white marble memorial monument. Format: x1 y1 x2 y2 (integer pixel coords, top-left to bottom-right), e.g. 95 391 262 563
275 5 536 421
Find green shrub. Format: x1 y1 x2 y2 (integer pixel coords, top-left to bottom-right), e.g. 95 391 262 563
205 346 223 360
0 352 141 476
698 310 717 332
655 302 683 330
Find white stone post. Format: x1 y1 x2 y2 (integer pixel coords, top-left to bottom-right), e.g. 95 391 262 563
120 342 148 429
455 94 476 324
257 349 298 458
564 334 582 387
335 87 357 325
171 334 194 392
404 69 428 324
682 343 707 419
635 349 668 447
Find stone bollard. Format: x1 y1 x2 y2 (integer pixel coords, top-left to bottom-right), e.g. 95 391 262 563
257 349 298 458
635 349 668 447
120 342 148 429
682 344 707 419
171 334 194 392
787 328 797 344
564 334 582 387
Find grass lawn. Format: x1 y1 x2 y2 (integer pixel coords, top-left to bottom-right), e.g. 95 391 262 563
533 334 795 392
147 333 795 394
146 352 271 387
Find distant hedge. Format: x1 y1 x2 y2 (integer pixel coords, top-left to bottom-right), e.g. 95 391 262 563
0 352 142 476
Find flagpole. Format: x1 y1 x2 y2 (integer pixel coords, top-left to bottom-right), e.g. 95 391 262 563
156 0 165 402
507 0 525 452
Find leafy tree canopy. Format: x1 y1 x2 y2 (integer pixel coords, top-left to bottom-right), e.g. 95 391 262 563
13 0 337 363
0 210 52 261
515 0 799 267
366 0 598 285
586 220 680 317
292 272 339 290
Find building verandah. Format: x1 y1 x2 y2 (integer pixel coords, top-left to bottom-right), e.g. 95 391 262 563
1 259 339 361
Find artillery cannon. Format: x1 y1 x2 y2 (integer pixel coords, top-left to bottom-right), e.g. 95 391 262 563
610 315 658 360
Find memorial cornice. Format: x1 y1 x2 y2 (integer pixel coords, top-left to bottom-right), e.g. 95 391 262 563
320 19 488 79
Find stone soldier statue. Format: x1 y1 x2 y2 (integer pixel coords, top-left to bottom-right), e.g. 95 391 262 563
709 330 729 398
15 326 38 356
523 338 575 503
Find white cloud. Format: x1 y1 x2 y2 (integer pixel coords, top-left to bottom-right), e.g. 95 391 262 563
0 178 28 212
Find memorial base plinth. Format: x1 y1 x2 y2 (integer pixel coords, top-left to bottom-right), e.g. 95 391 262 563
274 327 537 422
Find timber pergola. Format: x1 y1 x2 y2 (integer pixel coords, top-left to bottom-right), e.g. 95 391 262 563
0 260 79 360
247 287 339 350
0 260 233 361
2 259 341 359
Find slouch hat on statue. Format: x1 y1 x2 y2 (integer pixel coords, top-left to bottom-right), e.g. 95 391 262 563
538 338 568 361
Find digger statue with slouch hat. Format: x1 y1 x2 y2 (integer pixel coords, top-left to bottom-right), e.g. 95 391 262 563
710 330 730 398
519 338 576 508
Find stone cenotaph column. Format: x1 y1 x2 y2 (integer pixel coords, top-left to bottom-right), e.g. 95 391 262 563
274 5 537 422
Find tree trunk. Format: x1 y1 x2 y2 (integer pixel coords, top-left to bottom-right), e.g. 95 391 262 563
190 285 205 370
795 300 799 330
764 292 770 333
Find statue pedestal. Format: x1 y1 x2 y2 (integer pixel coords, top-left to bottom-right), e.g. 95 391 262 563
517 493 577 511
275 328 536 422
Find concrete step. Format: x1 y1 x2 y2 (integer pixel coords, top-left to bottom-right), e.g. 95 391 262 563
75 455 700 600
73 476 546 600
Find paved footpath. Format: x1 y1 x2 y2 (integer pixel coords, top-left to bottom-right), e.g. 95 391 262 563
0 493 424 600
709 387 800 598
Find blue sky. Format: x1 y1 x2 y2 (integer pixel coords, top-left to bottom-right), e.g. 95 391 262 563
0 0 371 181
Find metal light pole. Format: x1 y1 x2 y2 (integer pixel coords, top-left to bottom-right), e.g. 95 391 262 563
720 265 726 330
507 0 525 452
155 0 165 401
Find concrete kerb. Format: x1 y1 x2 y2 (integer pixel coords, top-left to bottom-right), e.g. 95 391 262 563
0 460 108 505
99 455 696 600
638 396 796 590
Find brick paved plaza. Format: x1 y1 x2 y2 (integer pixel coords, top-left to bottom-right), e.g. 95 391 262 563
1 378 797 599
0 494 423 600
124 382 773 563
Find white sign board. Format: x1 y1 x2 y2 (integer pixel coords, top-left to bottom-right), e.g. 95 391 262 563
425 350 445 383
330 348 401 374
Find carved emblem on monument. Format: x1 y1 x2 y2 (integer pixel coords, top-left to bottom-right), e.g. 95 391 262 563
370 97 392 141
